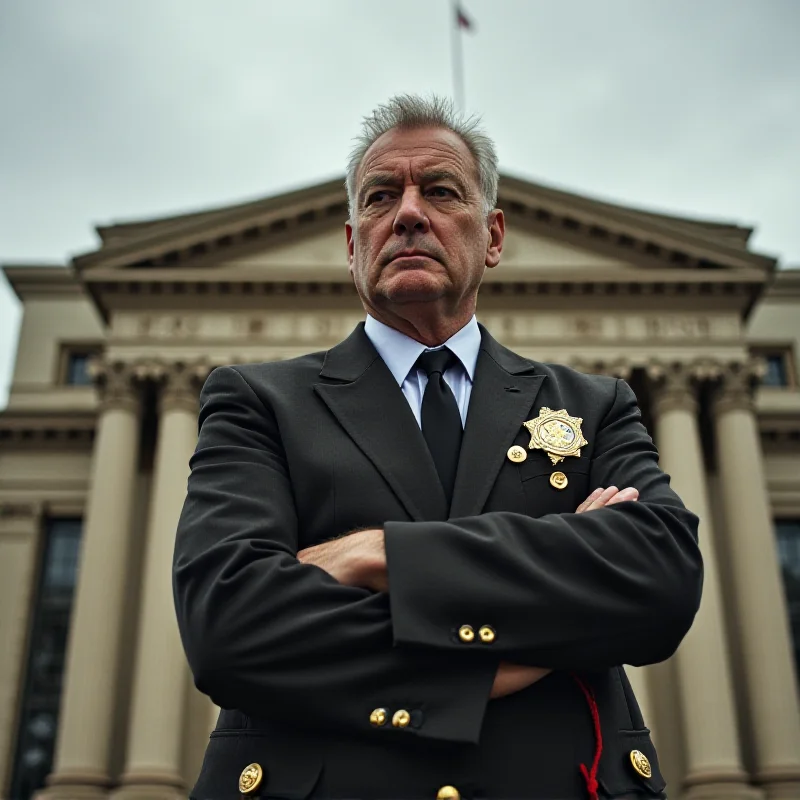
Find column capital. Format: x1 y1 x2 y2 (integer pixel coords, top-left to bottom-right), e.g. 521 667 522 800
88 359 142 414
571 358 633 380
712 359 766 415
647 361 704 416
152 362 208 414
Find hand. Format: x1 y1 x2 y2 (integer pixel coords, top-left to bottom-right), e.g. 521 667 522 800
491 662 552 699
297 528 388 592
576 485 638 513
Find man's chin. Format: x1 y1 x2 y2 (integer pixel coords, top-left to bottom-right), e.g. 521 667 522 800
377 273 446 303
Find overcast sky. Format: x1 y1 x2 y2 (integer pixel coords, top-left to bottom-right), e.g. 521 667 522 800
1 0 799 407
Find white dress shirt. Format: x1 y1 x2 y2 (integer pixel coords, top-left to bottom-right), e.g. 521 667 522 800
363 314 481 429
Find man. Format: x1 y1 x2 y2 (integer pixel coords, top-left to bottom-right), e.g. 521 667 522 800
173 94 702 800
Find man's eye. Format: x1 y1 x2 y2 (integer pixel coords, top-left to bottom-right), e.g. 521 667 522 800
366 191 393 205
428 186 455 198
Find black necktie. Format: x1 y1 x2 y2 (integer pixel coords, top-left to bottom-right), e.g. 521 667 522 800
416 348 463 505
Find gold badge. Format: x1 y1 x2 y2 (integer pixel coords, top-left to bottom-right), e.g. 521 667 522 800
629 749 652 779
523 407 588 465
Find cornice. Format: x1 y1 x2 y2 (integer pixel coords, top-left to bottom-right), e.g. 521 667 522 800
73 190 349 272
2 264 85 300
79 264 768 286
497 184 774 274
81 275 762 307
94 176 345 245
764 268 800 300
0 412 96 448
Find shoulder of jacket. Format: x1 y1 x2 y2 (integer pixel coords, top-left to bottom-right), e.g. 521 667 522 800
534 361 621 394
224 351 326 381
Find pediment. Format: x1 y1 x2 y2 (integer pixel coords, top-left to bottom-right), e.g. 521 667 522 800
72 173 777 281
225 226 348 269
219 223 634 276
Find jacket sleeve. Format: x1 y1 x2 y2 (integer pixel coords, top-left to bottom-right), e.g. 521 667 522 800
173 365 496 744
384 379 703 669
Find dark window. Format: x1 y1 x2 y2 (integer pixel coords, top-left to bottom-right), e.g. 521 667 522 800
776 519 800 686
65 353 93 386
752 347 794 388
763 354 789 387
9 519 83 800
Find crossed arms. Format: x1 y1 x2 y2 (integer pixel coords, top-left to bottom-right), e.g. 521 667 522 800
173 365 702 744
298 486 641 700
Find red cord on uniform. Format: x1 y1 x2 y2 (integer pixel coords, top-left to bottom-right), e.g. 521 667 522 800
571 673 603 800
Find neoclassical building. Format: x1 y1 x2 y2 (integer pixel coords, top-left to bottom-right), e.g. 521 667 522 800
1 175 799 800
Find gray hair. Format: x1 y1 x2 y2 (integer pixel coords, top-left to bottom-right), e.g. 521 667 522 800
346 94 499 220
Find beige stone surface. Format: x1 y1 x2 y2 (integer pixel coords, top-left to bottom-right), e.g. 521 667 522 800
652 374 751 798
714 399 800 796
45 401 141 797
11 297 105 386
223 223 634 272
116 398 198 798
0 510 40 794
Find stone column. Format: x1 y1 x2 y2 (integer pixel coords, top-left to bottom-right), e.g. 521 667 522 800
622 665 656 739
208 701 221 735
113 364 203 800
713 362 800 800
649 362 757 800
39 363 142 800
0 503 43 794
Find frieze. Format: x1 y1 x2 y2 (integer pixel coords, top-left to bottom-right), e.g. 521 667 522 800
0 502 42 521
112 311 741 351
644 316 710 340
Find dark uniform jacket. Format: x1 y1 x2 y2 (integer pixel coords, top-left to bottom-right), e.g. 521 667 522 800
173 323 702 800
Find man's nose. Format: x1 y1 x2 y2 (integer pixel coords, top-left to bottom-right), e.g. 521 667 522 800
392 188 430 237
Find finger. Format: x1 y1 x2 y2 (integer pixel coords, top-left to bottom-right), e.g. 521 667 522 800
606 487 639 506
585 485 619 512
576 487 604 514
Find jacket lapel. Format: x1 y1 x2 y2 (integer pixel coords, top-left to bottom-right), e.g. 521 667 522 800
450 326 546 519
314 324 449 522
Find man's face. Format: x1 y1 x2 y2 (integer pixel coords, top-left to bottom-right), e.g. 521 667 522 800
346 126 503 316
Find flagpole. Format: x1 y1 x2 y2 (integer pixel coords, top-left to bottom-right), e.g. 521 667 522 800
450 0 465 111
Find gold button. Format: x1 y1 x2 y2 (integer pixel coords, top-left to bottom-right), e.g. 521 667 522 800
392 709 411 728
458 625 475 643
550 471 568 490
239 763 264 795
436 787 460 800
507 445 527 463
478 625 496 644
630 749 652 779
369 707 387 727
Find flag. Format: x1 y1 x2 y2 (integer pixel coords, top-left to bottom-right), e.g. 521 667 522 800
456 3 474 31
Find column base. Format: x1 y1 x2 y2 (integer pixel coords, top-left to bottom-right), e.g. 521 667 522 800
684 781 763 800
34 785 109 800
761 782 800 800
109 788 185 800
34 771 111 800
755 768 800 800
110 773 186 800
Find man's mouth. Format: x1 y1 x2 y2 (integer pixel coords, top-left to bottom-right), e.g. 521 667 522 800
389 250 436 264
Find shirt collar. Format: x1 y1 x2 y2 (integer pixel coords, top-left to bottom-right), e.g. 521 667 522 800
364 314 481 386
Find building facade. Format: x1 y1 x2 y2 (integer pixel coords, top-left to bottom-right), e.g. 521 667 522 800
1 176 799 800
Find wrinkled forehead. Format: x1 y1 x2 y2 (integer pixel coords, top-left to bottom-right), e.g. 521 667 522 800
356 126 479 188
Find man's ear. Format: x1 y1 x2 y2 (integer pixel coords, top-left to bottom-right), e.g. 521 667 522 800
345 221 355 271
485 209 505 269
